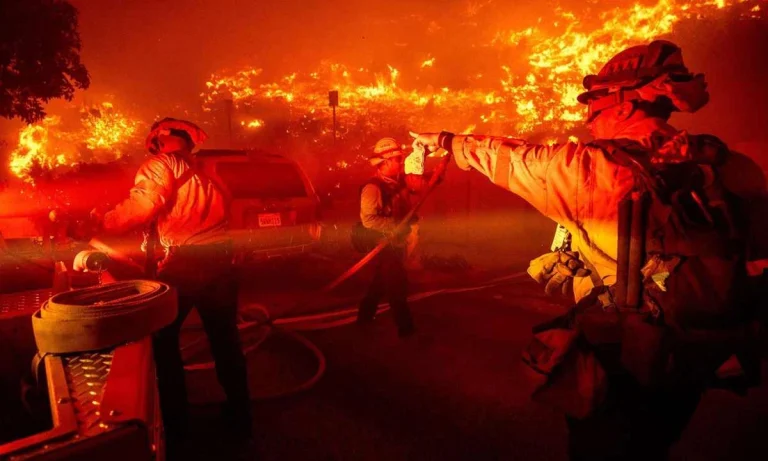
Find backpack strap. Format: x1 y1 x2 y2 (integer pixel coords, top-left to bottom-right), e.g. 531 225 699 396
360 176 395 213
589 139 655 310
163 155 233 210
580 251 618 310
149 154 232 248
175 164 197 191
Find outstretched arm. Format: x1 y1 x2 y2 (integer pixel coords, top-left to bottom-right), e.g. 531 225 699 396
412 131 580 216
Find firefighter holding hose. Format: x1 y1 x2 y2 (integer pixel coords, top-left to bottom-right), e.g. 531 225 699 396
412 40 768 459
90 118 252 457
351 136 441 338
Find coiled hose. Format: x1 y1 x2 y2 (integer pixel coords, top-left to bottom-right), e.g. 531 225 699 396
32 281 177 354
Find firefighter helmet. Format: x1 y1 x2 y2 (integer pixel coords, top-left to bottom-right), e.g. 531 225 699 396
369 137 407 166
577 40 709 121
145 118 208 155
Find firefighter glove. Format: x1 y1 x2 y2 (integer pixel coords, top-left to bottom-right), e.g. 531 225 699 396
528 251 591 297
404 143 425 175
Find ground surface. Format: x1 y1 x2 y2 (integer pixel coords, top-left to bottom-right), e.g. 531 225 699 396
178 208 768 460
4 194 768 460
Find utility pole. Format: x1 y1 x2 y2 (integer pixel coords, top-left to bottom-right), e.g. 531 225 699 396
224 98 234 148
465 173 471 244
329 90 338 145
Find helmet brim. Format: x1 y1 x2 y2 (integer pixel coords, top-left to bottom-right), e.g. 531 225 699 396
145 118 208 154
369 150 407 166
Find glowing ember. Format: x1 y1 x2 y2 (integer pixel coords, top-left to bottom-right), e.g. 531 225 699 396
240 119 265 129
328 160 351 171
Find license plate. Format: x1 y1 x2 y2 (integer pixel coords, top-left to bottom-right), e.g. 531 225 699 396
258 213 282 227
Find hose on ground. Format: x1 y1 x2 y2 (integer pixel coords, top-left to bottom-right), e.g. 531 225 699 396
181 271 530 400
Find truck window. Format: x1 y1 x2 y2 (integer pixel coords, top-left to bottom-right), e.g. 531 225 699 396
215 162 308 199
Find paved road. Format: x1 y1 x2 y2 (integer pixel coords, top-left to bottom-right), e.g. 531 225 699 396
181 269 768 461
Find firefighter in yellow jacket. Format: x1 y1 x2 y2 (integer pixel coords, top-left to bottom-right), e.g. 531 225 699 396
91 119 251 456
354 137 432 337
412 40 768 460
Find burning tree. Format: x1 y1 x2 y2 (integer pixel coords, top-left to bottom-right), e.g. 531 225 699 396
0 0 90 124
8 102 143 184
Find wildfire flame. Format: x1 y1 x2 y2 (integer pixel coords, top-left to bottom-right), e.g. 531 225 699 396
240 119 265 129
82 102 141 151
493 0 752 131
9 117 74 184
8 102 142 183
6 0 760 180
202 0 758 139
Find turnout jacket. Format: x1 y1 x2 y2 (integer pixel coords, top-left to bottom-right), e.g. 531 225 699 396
447 118 768 302
103 150 229 249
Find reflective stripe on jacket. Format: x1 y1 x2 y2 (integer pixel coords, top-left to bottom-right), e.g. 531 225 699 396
104 150 228 248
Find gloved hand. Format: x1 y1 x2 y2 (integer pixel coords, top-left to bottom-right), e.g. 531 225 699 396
411 131 456 156
410 131 441 154
527 250 591 297
404 143 425 175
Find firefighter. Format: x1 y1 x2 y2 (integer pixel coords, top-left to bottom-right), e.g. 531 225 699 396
91 118 252 455
412 40 768 460
353 137 431 338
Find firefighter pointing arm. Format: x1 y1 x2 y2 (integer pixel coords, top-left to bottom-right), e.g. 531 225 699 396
412 40 768 460
410 130 606 300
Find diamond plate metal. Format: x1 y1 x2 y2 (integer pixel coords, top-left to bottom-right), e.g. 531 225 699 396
63 352 114 437
0 289 52 316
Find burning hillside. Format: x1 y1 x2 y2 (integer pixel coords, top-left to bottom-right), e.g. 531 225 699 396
2 0 764 184
202 0 763 143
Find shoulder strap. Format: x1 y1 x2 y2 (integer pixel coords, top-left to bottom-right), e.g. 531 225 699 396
590 139 662 199
361 176 384 189
175 165 197 191
360 176 390 200
590 139 654 173
174 156 232 204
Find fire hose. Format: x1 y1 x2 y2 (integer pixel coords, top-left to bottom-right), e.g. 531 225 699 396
180 271 530 400
181 152 454 399
322 150 452 293
31 281 177 354
28 150 461 399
